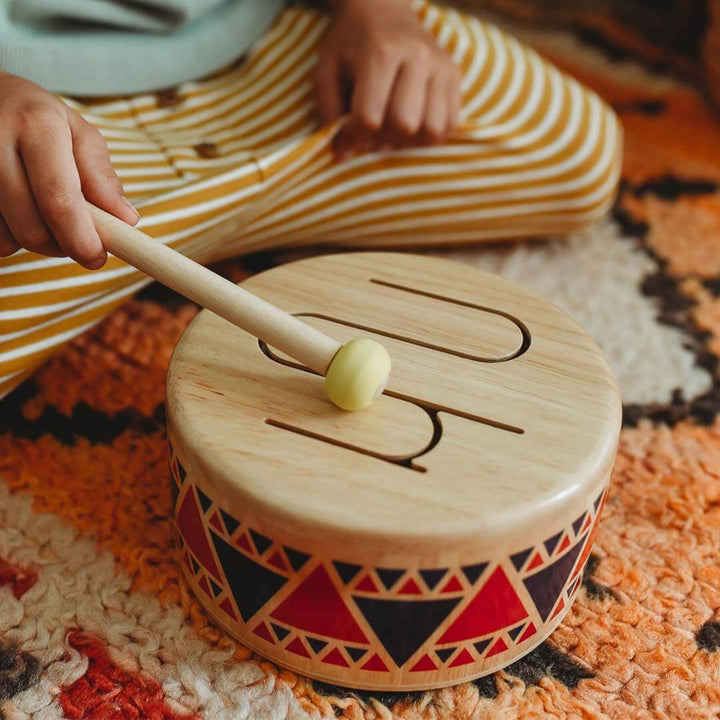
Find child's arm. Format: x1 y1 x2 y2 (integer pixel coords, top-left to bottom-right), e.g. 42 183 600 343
313 0 461 159
0 72 138 268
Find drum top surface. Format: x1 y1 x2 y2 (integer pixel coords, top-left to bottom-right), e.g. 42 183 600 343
167 252 621 555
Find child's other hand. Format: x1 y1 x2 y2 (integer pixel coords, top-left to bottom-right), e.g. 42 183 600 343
0 73 138 269
313 0 461 160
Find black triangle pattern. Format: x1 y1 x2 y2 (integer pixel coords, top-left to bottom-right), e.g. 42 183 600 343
345 646 367 662
221 509 241 536
511 548 533 571
196 487 213 514
170 475 180 508
544 531 563 555
250 529 273 555
594 490 604 512
510 547 532 571
461 562 488 584
572 513 587 536
211 531 287 622
376 568 404 590
523 539 585 621
508 624 524 641
190 555 200 574
307 637 328 654
353 596 461 667
177 459 187 483
436 647 455 663
284 546 310 572
419 568 448 590
473 638 492 655
210 578 222 597
271 623 290 641
334 561 362 585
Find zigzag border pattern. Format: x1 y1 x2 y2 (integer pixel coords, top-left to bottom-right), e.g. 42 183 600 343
169 438 607 682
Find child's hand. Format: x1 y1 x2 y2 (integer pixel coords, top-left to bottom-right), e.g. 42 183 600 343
313 0 461 160
0 72 138 269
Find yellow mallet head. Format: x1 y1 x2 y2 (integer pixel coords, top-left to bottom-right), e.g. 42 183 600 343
324 338 391 411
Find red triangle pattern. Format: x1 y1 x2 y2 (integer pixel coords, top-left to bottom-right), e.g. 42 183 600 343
486 637 508 657
449 648 474 667
253 622 275 643
198 575 212 597
235 533 254 555
271 565 369 643
355 575 379 593
208 512 224 534
175 488 221 580
219 597 238 621
410 654 437 672
398 578 422 595
518 622 537 643
440 575 463 593
286 637 310 658
267 550 288 572
438 567 528 643
322 648 349 667
527 553 543 571
174 486 601 673
550 597 565 620
557 535 571 554
361 654 389 672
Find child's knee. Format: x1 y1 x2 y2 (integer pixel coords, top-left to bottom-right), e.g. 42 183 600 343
563 98 623 231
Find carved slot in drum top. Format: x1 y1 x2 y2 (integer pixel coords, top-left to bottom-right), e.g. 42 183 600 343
265 412 443 472
258 341 525 436
366 278 532 362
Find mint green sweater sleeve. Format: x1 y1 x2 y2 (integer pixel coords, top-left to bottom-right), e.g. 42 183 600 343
0 0 285 97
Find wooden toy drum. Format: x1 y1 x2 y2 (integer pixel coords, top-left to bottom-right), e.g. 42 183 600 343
166 252 621 691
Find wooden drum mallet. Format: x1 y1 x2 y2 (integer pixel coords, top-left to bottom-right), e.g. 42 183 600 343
88 204 391 411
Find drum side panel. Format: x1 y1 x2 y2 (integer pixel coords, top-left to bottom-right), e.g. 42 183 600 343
168 425 609 690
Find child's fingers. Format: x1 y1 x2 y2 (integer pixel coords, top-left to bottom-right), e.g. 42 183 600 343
387 62 429 137
0 146 62 257
69 112 138 226
350 52 400 133
333 117 379 161
335 56 400 160
312 51 344 124
423 73 450 142
20 113 107 269
0 217 20 258
448 65 462 129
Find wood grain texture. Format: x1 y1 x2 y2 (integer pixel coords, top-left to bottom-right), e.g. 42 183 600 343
166 252 621 690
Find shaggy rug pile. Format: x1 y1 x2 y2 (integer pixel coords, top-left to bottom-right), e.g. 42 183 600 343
2 11 720 720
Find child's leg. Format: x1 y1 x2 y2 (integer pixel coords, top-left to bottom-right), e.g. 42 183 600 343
0 3 621 399
239 2 622 249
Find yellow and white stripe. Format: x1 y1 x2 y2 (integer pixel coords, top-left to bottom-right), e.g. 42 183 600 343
0 2 622 398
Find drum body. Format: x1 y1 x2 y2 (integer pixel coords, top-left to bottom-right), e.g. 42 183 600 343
166 252 621 691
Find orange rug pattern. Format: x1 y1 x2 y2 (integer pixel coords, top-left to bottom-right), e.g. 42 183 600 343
2 17 720 720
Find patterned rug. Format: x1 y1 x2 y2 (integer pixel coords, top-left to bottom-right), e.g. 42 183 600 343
2 13 720 720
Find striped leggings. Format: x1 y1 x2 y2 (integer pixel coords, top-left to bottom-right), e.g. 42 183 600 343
0 2 622 399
